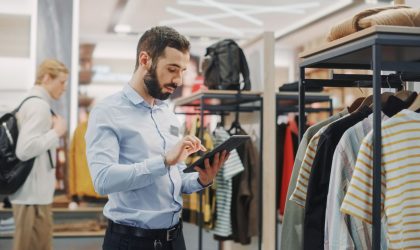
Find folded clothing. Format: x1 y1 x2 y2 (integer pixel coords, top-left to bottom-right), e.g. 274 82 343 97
327 5 413 41
359 8 420 29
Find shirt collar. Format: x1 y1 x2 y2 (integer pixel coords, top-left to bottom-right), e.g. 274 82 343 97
30 86 54 105
123 83 169 108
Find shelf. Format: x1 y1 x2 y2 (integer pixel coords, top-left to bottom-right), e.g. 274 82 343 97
172 90 262 108
299 25 420 70
277 92 331 106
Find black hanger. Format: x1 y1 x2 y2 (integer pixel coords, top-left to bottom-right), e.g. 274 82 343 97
228 89 242 135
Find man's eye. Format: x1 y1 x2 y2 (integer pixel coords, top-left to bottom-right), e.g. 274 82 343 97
168 68 176 73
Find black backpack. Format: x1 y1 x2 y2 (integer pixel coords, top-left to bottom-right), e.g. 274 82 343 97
0 96 54 195
203 39 251 91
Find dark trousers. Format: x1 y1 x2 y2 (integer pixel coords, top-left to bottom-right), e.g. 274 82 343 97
102 225 186 250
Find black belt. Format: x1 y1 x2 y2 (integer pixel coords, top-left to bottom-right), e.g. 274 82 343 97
108 220 182 242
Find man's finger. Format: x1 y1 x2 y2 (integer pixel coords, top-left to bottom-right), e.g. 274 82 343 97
204 158 211 170
183 141 195 151
194 166 204 175
212 153 220 168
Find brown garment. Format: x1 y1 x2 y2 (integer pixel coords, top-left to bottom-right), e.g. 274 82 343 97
327 5 412 41
359 8 420 29
230 129 260 244
12 204 53 250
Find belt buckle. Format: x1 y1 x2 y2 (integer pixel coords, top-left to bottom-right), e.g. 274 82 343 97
166 227 177 241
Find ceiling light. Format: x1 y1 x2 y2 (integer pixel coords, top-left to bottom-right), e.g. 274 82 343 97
162 2 320 26
114 24 131 33
166 7 244 37
200 0 263 26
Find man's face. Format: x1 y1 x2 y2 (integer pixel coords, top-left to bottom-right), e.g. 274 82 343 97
144 47 189 100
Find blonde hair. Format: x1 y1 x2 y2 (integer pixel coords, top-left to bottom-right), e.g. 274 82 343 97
35 59 69 85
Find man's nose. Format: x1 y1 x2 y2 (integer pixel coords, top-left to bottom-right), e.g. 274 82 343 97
173 76 183 87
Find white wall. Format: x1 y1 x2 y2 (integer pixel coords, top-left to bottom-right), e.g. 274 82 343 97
0 0 36 112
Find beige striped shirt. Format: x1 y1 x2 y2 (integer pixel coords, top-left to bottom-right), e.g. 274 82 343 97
341 109 420 250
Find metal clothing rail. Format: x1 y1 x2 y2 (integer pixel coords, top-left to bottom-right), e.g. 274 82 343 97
298 26 420 250
274 92 333 250
276 92 333 116
173 90 263 250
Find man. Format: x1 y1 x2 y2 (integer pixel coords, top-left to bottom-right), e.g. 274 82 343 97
10 59 68 250
85 26 229 250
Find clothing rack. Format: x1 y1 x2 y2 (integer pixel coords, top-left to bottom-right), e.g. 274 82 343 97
173 90 263 250
274 92 333 250
276 92 333 116
298 25 420 250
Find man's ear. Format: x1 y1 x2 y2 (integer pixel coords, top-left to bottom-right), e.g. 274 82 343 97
139 51 151 69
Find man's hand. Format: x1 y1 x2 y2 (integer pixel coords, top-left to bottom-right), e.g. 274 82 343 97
165 135 206 166
194 150 230 186
52 115 67 137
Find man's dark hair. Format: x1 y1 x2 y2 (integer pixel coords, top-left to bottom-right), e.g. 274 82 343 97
134 26 190 72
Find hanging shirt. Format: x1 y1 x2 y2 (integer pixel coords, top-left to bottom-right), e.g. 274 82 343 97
341 109 420 250
85 84 205 229
281 109 348 250
325 113 388 250
304 105 372 250
290 112 350 207
276 123 287 211
212 127 244 237
279 125 295 215
68 120 104 198
231 128 260 244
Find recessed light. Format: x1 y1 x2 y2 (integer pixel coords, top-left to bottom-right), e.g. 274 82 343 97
114 24 131 33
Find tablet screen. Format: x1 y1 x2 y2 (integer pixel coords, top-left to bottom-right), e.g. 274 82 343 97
183 135 250 173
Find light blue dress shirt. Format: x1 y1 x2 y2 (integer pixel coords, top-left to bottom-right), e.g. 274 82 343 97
85 84 204 229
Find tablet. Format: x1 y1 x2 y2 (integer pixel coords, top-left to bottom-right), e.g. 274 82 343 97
183 135 251 173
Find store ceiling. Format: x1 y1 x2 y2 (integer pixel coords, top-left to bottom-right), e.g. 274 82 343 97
80 0 344 40
79 0 354 57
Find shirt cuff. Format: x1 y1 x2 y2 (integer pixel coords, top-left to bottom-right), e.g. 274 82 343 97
143 155 167 177
197 178 212 188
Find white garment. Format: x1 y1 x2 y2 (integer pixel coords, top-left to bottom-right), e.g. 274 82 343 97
9 86 59 205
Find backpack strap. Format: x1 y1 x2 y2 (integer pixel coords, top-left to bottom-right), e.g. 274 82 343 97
13 96 42 114
15 96 56 169
238 48 251 90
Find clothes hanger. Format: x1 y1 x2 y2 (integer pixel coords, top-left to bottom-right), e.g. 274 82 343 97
368 77 395 116
353 81 374 113
348 97 365 113
408 94 420 112
228 118 242 135
349 81 368 113
394 73 416 103
228 92 242 134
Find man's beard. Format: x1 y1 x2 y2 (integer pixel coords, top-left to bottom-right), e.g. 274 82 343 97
144 66 177 101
